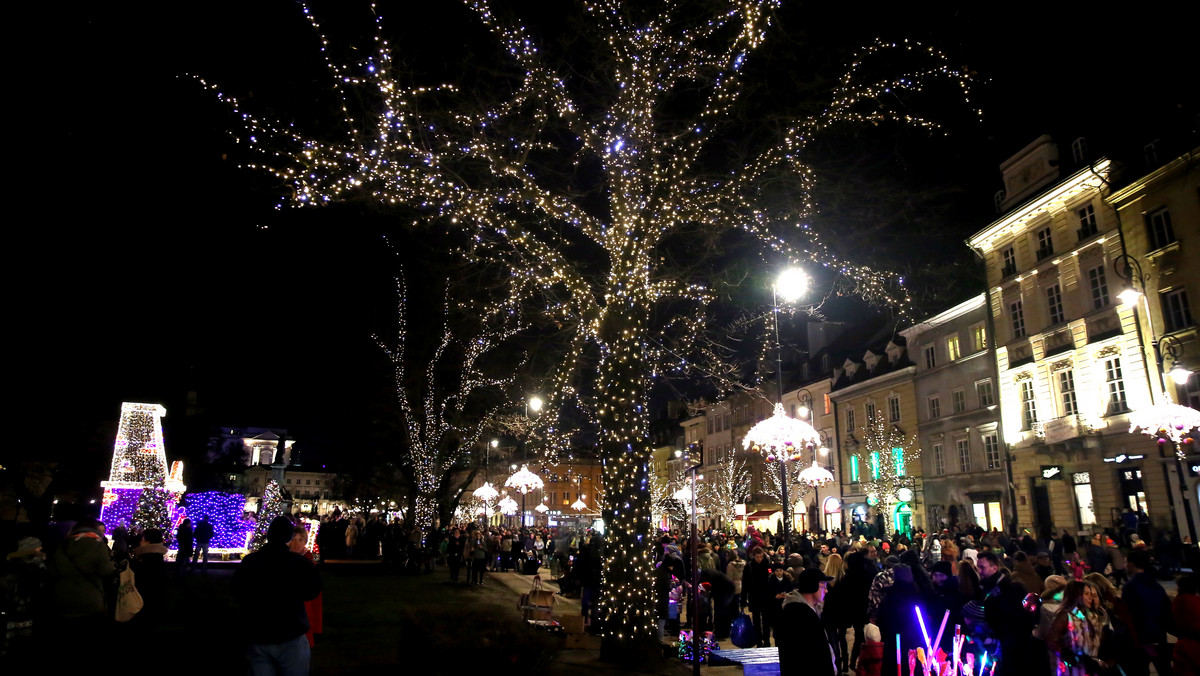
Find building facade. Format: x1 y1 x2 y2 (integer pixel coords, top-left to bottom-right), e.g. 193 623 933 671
1108 146 1200 539
905 295 1011 532
967 137 1169 538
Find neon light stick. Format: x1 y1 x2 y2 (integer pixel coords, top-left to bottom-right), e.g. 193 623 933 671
916 605 933 657
933 609 950 655
897 634 902 670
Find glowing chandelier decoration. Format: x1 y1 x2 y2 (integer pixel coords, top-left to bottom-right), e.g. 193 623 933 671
797 460 836 488
1129 403 1200 458
671 485 694 502
535 501 549 513
472 482 500 502
498 495 518 515
505 464 544 494
572 495 588 511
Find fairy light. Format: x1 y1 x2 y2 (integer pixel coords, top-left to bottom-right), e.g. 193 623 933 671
204 0 977 647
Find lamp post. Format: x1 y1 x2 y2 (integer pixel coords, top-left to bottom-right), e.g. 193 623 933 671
751 267 813 554
1114 254 1198 540
506 396 545 528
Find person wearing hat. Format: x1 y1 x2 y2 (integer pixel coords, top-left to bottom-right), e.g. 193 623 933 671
233 516 322 675
866 556 900 621
777 568 836 676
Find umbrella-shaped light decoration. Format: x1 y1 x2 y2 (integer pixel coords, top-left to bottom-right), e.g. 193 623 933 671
672 485 694 502
744 403 832 486
473 481 500 502
475 504 493 517
1129 402 1200 458
498 495 519 515
535 501 549 513
505 465 544 494
571 494 588 511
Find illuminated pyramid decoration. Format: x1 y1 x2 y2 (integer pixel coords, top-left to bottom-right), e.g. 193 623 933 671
100 402 186 530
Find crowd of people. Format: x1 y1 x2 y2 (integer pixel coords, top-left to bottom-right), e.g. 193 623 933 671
651 523 1200 676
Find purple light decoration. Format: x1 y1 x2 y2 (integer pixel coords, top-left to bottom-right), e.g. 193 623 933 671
174 491 255 549
101 489 254 550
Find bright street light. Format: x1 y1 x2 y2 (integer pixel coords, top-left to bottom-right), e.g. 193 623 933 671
775 268 810 303
527 396 544 414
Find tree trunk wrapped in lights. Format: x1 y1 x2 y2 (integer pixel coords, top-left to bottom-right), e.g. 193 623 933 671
206 0 975 655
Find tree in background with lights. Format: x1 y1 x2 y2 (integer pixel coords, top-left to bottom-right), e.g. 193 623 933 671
249 479 284 551
852 413 919 537
701 455 751 530
209 0 975 655
375 269 528 532
764 460 812 530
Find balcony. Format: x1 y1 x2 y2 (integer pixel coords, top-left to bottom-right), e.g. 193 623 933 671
1036 246 1054 261
1000 262 1017 278
1077 226 1098 241
1033 415 1092 444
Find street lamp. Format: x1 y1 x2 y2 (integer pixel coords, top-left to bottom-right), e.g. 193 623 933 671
743 266 815 553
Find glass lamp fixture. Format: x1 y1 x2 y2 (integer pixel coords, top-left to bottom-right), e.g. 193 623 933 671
505 464 544 494
571 495 588 511
535 501 549 513
797 460 836 488
1129 402 1200 457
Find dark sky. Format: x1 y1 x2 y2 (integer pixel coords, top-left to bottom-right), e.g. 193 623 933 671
16 1 1193 484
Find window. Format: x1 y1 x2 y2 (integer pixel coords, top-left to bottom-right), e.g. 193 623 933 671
983 433 1001 470
1146 208 1176 250
1183 374 1200 410
1001 246 1016 276
1088 265 1110 309
1162 288 1193 333
1073 471 1096 527
957 438 972 472
850 455 860 483
707 417 714 434
866 402 876 422
1035 226 1053 260
847 408 856 433
1010 299 1026 338
306 479 311 485
971 324 987 351
888 396 901 423
824 394 831 415
976 379 995 407
947 335 961 361
870 451 880 480
821 354 830 372
723 413 730 429
928 395 941 419
1105 357 1128 414
924 345 937 369
1021 380 1038 429
1046 284 1065 325
800 363 810 380
934 444 945 475
1058 370 1078 416
1077 204 1098 238
952 389 967 414
893 448 905 476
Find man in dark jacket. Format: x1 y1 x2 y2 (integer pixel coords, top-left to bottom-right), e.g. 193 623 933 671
233 516 322 675
978 551 1031 676
1122 549 1174 676
778 568 836 676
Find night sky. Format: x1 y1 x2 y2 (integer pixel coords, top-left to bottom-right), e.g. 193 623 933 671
16 1 1193 488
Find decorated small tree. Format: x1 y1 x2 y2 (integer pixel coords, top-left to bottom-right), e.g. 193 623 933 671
701 456 751 531
248 480 285 551
852 414 920 537
132 476 171 534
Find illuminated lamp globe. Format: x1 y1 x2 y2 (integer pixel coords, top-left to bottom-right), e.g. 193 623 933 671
505 465 544 494
571 496 588 511
743 403 822 458
1169 363 1193 386
776 268 810 303
535 502 549 514
498 496 518 515
797 461 836 488
473 482 499 502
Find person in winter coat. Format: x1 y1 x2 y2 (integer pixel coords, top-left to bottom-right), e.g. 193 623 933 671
726 551 746 599
46 518 115 633
175 518 194 572
978 551 1034 676
1122 549 1174 676
764 565 793 647
741 546 773 647
876 566 926 676
1173 574 1200 676
1010 551 1045 594
778 568 837 676
842 548 877 671
344 520 359 559
696 542 718 572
